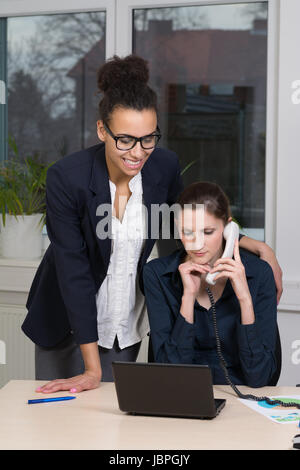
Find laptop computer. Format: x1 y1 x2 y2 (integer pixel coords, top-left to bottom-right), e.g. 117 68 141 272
112 362 226 419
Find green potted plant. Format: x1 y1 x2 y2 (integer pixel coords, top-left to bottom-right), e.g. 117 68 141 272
0 137 55 259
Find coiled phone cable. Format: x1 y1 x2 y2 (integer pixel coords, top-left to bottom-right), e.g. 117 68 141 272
206 287 300 409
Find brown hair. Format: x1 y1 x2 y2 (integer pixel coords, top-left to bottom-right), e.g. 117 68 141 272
176 181 231 225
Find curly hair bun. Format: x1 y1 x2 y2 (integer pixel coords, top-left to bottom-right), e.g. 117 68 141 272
97 54 149 93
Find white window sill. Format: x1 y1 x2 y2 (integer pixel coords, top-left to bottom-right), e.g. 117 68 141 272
0 257 42 268
0 258 40 295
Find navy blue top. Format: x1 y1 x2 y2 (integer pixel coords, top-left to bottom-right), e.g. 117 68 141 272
143 248 278 388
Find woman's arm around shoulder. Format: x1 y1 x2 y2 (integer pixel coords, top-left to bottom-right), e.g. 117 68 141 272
239 236 283 304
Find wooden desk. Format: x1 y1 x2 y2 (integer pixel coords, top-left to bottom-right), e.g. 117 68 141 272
0 380 299 450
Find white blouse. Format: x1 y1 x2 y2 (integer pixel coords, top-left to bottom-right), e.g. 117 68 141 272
96 171 151 350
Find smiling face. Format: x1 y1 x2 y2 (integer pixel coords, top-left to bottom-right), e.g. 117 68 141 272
97 107 157 182
177 208 230 267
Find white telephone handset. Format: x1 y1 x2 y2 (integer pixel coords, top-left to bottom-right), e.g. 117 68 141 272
205 221 240 286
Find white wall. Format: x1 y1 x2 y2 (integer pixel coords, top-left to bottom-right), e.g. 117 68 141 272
276 0 300 385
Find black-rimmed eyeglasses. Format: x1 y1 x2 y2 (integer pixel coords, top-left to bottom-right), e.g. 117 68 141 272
103 123 161 151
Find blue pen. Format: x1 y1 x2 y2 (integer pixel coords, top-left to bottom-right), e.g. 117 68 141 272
28 396 76 404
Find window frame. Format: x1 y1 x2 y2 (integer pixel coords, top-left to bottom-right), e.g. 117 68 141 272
0 0 115 162
0 0 279 248
115 0 279 248
0 0 115 58
0 18 7 161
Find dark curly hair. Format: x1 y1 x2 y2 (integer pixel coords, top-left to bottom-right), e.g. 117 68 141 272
97 54 158 123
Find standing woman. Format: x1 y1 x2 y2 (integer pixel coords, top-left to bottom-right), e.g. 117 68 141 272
22 55 282 393
22 54 182 391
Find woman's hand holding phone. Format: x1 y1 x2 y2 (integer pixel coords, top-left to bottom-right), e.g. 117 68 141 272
209 240 251 300
209 240 255 324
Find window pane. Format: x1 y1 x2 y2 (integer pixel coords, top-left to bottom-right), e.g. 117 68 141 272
7 12 106 163
133 3 268 236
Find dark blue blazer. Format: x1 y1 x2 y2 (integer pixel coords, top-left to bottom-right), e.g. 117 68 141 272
22 143 183 347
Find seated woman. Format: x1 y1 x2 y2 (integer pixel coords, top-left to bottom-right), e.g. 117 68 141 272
143 182 278 388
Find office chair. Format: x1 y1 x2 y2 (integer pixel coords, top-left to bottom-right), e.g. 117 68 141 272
268 324 282 386
148 334 155 363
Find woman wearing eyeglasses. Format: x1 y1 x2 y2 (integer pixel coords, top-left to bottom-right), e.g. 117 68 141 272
22 54 283 394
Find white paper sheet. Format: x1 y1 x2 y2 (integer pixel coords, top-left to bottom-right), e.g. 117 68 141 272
239 395 300 424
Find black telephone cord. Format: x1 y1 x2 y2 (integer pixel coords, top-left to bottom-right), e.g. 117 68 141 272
206 287 300 409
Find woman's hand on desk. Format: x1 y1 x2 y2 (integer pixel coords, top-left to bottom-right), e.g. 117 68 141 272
35 370 101 394
36 341 102 393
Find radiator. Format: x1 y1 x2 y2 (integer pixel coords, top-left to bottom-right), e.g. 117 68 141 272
0 306 35 388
